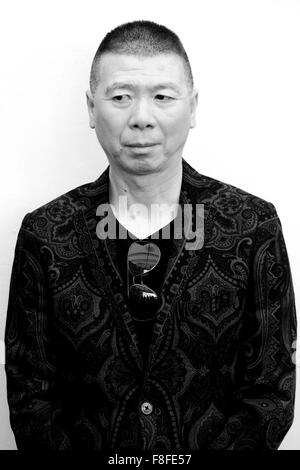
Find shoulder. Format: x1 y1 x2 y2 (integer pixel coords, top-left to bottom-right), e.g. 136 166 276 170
183 159 278 225
20 167 109 240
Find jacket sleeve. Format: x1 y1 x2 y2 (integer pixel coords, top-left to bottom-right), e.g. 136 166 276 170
5 215 73 450
209 204 297 450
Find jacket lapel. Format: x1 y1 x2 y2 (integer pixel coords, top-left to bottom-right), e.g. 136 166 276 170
73 168 144 370
147 160 216 369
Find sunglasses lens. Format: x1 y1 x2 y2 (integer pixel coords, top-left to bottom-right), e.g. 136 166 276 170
129 283 161 319
128 242 161 276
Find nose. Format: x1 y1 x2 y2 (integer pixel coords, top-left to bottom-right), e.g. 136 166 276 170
128 97 156 130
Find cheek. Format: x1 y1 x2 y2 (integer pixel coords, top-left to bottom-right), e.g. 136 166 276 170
95 109 126 140
162 108 191 139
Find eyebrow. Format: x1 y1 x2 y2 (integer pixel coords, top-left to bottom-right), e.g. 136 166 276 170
104 81 182 95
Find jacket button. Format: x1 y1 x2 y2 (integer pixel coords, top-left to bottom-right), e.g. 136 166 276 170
140 401 153 415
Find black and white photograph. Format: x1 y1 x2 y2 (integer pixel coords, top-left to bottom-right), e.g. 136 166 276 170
0 0 299 452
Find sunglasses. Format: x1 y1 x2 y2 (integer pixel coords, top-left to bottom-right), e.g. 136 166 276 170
127 241 162 321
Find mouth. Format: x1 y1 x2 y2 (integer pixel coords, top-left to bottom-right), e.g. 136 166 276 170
125 143 159 148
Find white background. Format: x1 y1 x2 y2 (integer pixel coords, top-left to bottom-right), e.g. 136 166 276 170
0 0 299 450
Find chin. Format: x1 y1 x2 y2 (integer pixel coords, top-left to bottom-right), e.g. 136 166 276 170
122 155 164 175
128 162 157 175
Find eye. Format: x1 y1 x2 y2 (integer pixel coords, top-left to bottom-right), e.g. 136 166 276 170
155 94 174 102
112 95 131 103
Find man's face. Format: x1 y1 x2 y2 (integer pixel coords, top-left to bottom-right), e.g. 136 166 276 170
86 52 198 175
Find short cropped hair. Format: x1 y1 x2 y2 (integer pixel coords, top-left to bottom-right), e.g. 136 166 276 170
89 20 194 95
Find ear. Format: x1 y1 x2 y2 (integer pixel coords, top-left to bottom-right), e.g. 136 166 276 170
190 89 198 129
86 90 95 129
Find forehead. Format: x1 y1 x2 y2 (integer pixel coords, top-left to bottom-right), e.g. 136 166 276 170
96 53 188 88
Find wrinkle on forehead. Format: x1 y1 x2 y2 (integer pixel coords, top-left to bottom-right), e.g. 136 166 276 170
96 53 190 92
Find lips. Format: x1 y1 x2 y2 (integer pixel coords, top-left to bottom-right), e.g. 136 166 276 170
125 143 158 147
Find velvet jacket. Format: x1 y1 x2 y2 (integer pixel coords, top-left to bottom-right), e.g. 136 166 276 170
5 159 297 450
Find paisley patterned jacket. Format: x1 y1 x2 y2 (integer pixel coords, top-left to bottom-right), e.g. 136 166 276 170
5 158 297 450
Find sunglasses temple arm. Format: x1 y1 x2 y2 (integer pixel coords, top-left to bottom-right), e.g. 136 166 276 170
127 258 129 298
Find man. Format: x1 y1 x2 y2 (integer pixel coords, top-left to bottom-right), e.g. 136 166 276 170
5 20 297 450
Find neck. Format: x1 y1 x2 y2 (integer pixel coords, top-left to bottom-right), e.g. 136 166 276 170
108 159 183 238
109 160 183 208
